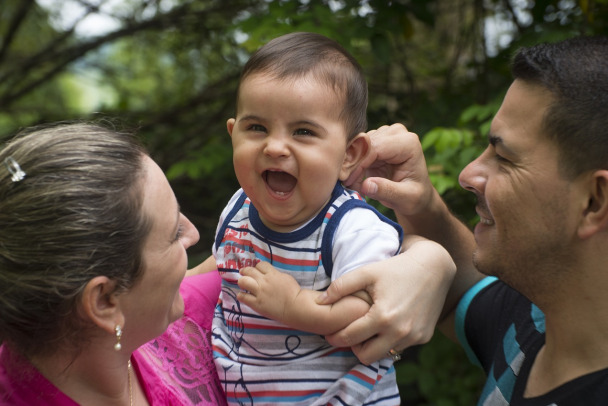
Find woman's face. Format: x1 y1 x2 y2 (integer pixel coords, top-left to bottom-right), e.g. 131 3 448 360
121 155 199 346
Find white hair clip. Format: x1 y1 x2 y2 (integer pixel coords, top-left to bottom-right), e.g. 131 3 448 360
4 157 26 182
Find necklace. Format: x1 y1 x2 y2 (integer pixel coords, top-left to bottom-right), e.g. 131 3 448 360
128 360 133 406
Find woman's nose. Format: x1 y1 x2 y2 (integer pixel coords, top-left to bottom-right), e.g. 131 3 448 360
181 215 200 248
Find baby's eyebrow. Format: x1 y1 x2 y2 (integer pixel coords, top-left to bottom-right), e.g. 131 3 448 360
291 120 323 129
238 115 263 122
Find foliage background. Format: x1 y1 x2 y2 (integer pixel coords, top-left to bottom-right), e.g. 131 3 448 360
2 0 607 403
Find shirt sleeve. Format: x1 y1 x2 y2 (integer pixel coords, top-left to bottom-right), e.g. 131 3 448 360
455 277 540 375
212 188 243 257
330 207 401 281
455 276 499 367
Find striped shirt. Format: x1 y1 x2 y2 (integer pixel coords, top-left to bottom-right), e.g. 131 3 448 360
212 183 403 405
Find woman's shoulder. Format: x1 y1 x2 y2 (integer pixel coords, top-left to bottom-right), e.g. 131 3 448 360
181 270 222 328
0 345 77 406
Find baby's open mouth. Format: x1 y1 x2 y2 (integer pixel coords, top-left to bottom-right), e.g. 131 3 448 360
263 170 297 195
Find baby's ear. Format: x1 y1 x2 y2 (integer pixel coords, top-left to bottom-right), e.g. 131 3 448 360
339 133 370 181
226 118 236 137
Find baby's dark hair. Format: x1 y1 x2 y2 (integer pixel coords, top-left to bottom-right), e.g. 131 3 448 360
237 32 368 141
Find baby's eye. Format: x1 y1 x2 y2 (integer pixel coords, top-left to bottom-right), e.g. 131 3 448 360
293 128 314 136
248 124 266 132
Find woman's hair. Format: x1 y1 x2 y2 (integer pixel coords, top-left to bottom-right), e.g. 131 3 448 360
511 36 608 178
0 122 151 358
237 31 368 141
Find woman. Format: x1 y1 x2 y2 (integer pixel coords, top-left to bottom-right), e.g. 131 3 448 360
0 122 226 405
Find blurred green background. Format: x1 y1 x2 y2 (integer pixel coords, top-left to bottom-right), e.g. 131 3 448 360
2 0 607 403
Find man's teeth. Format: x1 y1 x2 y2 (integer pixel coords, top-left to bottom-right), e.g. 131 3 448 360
480 217 494 225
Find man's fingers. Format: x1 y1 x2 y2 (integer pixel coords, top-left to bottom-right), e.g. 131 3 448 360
327 317 417 365
351 337 393 366
344 165 365 190
324 312 377 348
363 177 408 211
352 334 412 366
316 270 371 305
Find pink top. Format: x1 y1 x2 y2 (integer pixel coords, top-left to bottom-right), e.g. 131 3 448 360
0 271 226 406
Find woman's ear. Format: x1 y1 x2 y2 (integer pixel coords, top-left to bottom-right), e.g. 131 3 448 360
227 118 235 138
339 133 370 181
578 170 608 239
80 276 124 335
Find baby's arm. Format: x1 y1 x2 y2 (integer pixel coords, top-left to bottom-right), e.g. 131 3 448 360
186 255 216 277
239 207 399 336
238 262 372 336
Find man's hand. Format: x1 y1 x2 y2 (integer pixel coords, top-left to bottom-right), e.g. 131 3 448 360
345 124 435 218
317 236 456 365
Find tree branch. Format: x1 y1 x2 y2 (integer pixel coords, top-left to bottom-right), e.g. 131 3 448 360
0 1 240 109
0 0 36 65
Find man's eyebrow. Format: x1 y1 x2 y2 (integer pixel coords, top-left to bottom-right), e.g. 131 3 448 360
488 132 517 156
488 132 501 146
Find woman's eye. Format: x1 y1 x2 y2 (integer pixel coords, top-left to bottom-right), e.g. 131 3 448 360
173 224 184 242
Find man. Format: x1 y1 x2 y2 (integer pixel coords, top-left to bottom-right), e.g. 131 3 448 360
318 36 608 404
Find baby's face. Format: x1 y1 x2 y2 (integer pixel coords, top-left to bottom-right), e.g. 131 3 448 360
228 73 350 232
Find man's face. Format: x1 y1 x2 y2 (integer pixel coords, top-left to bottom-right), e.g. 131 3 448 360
458 80 582 296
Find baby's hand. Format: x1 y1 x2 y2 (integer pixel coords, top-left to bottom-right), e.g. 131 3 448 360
237 261 301 324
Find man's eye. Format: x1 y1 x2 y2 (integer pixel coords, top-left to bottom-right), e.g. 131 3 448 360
495 153 509 163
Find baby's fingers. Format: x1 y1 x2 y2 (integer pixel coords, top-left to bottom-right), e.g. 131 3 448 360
237 289 258 307
237 273 259 295
254 261 277 275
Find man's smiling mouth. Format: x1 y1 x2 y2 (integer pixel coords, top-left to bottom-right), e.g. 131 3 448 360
479 217 495 225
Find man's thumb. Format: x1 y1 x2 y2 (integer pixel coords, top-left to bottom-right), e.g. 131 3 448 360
362 177 403 211
361 178 379 197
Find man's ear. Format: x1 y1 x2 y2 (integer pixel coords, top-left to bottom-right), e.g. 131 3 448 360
80 276 124 335
227 118 235 138
339 133 370 181
578 170 608 239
